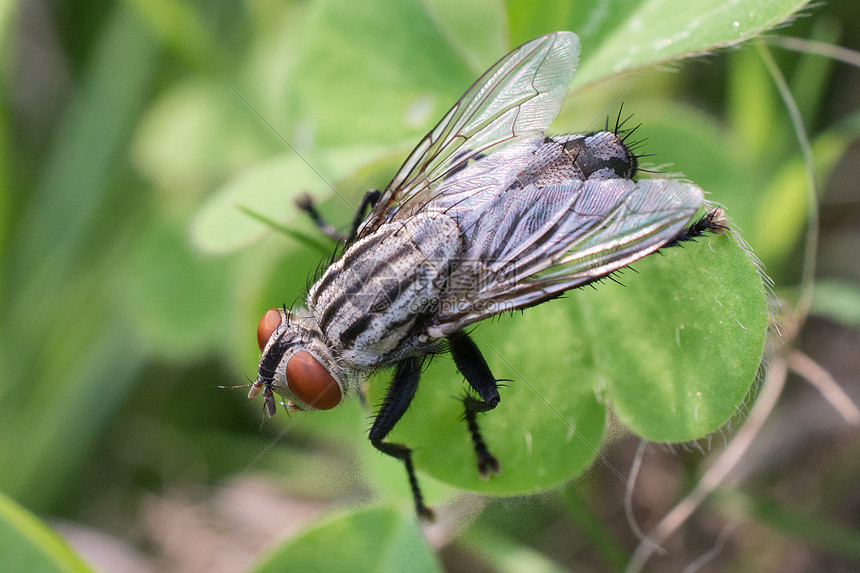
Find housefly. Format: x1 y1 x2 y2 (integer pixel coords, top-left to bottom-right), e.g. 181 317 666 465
251 31 726 520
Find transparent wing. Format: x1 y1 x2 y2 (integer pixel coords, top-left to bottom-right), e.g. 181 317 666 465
357 31 580 237
431 179 705 334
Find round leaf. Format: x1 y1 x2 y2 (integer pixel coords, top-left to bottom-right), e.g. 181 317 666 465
251 506 440 573
586 232 769 441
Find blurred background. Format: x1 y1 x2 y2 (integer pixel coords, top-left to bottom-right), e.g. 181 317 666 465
1 0 859 571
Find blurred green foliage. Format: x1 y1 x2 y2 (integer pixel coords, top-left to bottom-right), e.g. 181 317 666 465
1 0 859 571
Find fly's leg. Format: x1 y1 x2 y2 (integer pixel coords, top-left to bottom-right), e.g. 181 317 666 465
294 193 340 240
345 189 382 241
463 396 501 478
296 189 382 242
368 356 434 521
448 330 502 478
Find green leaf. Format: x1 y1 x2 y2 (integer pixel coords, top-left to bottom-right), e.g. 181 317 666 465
251 506 440 573
507 0 811 87
587 233 768 441
0 492 94 573
287 0 480 147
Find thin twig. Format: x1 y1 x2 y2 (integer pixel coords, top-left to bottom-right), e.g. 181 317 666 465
625 358 788 573
624 440 665 554
767 36 860 68
789 350 860 425
756 41 819 319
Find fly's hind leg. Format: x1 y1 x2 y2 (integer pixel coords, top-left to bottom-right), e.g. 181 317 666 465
368 356 434 521
448 330 502 478
296 189 382 242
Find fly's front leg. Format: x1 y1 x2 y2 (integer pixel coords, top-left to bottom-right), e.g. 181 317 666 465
295 189 381 242
448 330 502 478
368 356 434 521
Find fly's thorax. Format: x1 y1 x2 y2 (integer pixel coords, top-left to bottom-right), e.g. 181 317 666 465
555 131 637 180
307 211 463 369
254 307 346 413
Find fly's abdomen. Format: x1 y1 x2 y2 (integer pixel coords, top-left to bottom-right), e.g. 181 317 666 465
309 211 462 367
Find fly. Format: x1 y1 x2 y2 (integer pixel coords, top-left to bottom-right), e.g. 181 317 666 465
250 31 727 520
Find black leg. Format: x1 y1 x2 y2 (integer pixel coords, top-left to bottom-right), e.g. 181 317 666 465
462 395 501 478
295 193 341 241
346 188 381 242
368 356 434 521
295 189 381 242
448 330 502 478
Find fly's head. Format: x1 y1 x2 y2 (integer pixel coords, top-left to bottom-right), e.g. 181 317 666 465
251 307 344 417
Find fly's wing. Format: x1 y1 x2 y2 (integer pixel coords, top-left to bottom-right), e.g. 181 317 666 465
430 179 704 334
356 31 580 238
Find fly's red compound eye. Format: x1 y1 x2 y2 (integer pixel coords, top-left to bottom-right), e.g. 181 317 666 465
286 351 342 410
257 308 282 351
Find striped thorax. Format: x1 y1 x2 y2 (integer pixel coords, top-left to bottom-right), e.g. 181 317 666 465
254 210 463 411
